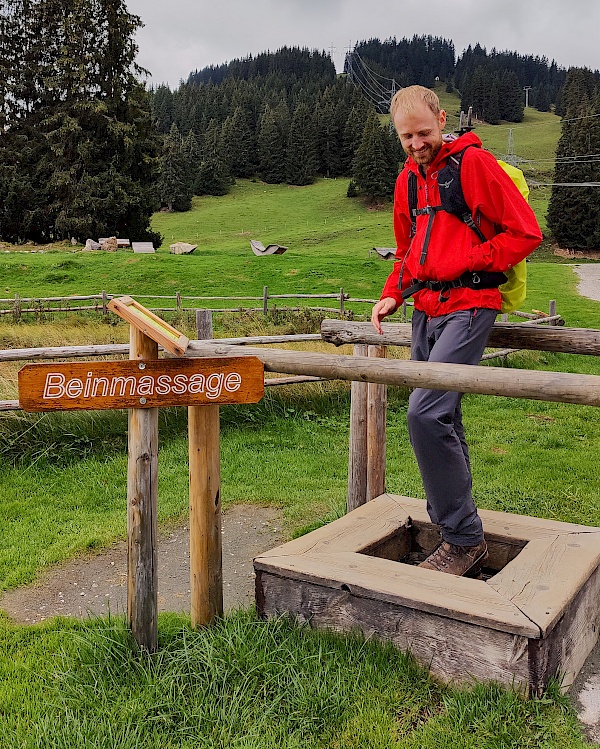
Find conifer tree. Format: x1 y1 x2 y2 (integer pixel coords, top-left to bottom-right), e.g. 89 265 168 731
220 106 256 178
286 102 318 185
547 69 600 249
498 70 524 122
352 109 397 202
316 85 345 177
257 105 287 183
0 0 161 244
195 119 230 196
157 123 192 211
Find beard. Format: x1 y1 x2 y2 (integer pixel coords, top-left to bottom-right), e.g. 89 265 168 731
408 140 442 166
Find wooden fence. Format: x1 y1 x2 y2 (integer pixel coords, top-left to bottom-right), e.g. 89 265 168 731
0 288 367 319
5 308 600 651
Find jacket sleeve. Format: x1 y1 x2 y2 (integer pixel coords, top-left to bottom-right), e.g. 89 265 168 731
380 171 414 306
460 148 542 273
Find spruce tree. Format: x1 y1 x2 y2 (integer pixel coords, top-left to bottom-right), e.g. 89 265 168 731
286 102 318 186
0 0 161 244
195 119 230 196
547 69 600 249
352 109 397 202
157 123 192 211
316 85 345 177
257 105 287 183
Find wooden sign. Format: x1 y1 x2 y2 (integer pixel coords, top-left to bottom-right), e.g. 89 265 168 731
107 296 189 356
18 357 264 412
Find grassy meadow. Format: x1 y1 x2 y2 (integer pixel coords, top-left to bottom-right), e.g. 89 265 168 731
1 119 600 746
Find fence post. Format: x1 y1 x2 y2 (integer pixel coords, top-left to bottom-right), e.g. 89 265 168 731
339 287 345 316
176 291 182 312
189 309 223 627
549 300 557 327
263 286 269 316
347 343 368 512
127 326 159 652
13 293 21 323
101 290 108 317
366 345 387 501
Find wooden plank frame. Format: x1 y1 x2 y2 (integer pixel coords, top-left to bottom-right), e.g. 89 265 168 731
254 494 600 695
108 296 189 356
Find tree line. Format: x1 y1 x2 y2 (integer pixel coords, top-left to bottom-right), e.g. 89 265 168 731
1 6 599 249
151 48 404 211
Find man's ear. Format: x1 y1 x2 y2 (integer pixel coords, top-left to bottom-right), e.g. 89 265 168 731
439 110 447 129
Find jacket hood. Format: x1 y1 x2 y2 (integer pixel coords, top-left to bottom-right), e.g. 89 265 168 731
405 131 483 174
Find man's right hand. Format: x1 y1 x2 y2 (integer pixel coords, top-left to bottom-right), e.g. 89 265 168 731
371 297 398 335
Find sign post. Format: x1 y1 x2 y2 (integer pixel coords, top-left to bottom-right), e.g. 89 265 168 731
18 299 264 651
127 325 159 651
190 310 223 627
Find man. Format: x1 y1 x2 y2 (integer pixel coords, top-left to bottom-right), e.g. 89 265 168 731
371 86 542 577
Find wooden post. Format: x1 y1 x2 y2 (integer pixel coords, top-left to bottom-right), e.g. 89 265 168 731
549 300 557 327
196 309 210 339
127 326 159 651
190 310 223 626
339 287 345 316
101 290 108 317
176 291 182 311
347 344 368 512
366 345 387 501
263 286 269 316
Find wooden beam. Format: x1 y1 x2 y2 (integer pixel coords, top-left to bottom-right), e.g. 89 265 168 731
320 320 600 357
322 318 570 352
127 327 159 652
186 341 600 407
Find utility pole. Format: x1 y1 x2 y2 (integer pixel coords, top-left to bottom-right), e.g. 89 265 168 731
523 86 532 108
505 128 516 167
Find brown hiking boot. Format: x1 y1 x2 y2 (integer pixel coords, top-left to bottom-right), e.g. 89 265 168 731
418 539 488 577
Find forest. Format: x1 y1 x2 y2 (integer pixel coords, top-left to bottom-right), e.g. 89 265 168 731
0 1 599 247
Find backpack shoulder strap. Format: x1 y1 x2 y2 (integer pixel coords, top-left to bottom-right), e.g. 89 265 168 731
407 171 418 237
438 144 487 243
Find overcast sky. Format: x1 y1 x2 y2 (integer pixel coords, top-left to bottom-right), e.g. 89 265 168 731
125 0 599 88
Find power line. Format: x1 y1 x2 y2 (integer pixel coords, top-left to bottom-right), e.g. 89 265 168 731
345 49 398 113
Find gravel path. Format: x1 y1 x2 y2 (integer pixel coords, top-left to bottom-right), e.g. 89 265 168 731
573 264 600 302
0 504 284 623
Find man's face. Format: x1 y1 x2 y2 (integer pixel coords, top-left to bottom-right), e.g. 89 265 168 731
393 103 446 167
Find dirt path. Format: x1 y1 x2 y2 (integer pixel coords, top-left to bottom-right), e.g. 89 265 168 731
574 264 600 303
0 504 284 623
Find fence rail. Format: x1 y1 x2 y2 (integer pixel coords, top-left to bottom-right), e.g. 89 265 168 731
0 288 378 319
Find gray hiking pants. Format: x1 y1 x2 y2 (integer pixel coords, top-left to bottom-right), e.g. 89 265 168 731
408 307 497 546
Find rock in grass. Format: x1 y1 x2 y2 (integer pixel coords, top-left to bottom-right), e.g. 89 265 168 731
170 242 197 255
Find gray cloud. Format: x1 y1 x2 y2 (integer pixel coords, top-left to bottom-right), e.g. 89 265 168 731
126 0 600 87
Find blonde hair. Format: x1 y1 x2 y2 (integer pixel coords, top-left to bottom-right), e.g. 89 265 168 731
390 85 440 119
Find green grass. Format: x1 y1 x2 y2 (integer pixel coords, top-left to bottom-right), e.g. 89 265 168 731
1 179 396 307
0 610 592 748
1 168 599 746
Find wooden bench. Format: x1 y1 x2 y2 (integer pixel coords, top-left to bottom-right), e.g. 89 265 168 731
255 493 600 695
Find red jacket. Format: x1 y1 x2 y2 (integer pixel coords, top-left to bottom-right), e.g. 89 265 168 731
381 132 542 318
